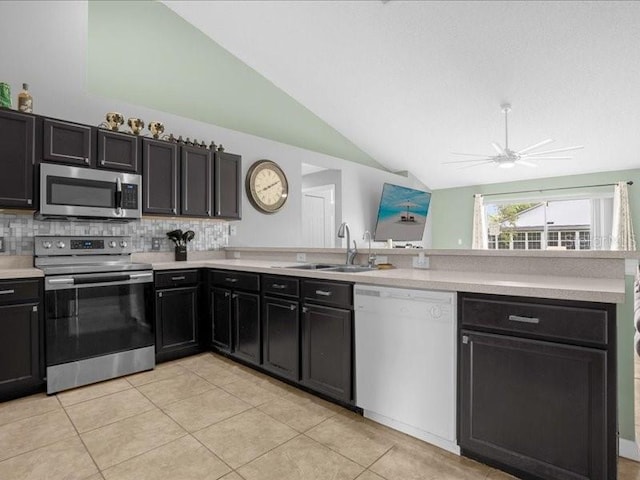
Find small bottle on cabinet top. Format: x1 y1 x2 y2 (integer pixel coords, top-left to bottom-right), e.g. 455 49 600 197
18 83 33 113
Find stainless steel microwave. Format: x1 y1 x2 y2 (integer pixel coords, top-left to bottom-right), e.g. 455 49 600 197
39 163 142 220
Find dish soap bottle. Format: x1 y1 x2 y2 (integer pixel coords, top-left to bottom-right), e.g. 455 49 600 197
17 83 33 113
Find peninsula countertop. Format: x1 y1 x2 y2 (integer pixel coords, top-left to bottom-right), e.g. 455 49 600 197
151 259 625 304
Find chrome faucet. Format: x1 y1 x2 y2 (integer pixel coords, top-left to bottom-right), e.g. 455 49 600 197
363 231 376 268
337 222 358 265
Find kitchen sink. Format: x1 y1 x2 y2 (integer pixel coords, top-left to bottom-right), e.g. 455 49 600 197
276 263 377 273
279 263 340 270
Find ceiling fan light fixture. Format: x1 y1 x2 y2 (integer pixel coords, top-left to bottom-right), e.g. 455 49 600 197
447 104 583 170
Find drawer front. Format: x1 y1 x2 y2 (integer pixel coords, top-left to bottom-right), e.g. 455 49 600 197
155 270 199 289
460 295 609 346
210 270 260 292
262 275 299 298
0 279 41 305
302 279 352 309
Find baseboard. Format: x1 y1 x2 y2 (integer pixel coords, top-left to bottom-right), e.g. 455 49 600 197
619 438 640 461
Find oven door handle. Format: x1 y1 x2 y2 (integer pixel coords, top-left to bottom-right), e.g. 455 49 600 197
73 274 131 285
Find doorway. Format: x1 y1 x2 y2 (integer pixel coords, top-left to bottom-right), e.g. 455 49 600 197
302 185 335 247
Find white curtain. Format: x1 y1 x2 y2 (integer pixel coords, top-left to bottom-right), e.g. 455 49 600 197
472 194 487 249
611 181 636 250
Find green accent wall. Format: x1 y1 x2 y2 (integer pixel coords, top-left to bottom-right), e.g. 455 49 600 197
431 168 640 249
87 1 382 170
432 168 640 441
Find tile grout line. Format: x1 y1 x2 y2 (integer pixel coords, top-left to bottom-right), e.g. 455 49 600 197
59 402 103 477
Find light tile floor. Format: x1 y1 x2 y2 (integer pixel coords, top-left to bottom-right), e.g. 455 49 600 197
0 352 638 480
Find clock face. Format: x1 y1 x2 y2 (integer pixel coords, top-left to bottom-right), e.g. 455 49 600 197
246 160 289 213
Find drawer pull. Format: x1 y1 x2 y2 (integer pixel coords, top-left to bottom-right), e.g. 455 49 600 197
225 278 238 283
0 289 15 295
508 314 540 324
171 276 186 281
272 284 287 289
290 305 296 311
315 290 332 296
232 293 238 299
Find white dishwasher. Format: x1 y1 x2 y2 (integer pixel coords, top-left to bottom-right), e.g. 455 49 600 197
354 284 458 454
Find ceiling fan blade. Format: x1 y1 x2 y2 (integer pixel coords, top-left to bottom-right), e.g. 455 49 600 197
450 152 493 157
524 145 584 156
459 160 495 169
491 142 504 155
517 138 554 155
527 156 573 160
515 160 538 167
443 158 493 164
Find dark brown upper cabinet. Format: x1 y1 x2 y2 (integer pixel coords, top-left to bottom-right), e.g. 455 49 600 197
0 109 35 208
181 145 212 217
214 150 241 220
142 138 179 216
42 118 94 167
97 130 140 173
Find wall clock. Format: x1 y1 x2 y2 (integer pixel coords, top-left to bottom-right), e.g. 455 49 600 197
245 159 289 214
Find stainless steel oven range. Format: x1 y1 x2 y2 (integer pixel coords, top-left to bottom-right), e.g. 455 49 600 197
35 236 154 394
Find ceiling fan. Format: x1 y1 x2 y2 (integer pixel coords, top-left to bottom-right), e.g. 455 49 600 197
445 103 583 169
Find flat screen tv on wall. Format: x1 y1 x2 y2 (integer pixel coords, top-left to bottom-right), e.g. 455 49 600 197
373 183 431 242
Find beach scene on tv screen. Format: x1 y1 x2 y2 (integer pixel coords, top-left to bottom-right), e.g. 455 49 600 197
375 184 431 241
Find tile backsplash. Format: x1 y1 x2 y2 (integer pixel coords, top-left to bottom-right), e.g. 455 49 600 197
0 212 229 256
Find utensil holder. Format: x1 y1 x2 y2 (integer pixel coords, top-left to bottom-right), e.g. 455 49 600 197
175 246 187 262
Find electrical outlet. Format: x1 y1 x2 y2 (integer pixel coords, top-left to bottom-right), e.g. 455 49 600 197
412 253 430 269
229 225 237 236
151 237 162 251
233 251 241 259
296 253 306 262
0 237 4 253
375 255 388 265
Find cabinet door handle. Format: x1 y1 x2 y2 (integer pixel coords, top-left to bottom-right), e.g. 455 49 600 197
224 292 230 297
32 305 38 312
172 208 177 214
158 292 163 298
225 278 238 283
315 290 332 296
0 289 15 295
290 304 296 311
84 157 89 164
272 284 287 289
232 293 238 299
462 335 469 344
508 314 540 324
100 160 106 165
302 307 308 313
171 276 186 281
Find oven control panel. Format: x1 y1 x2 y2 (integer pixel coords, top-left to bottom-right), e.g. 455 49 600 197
71 239 105 250
35 236 133 256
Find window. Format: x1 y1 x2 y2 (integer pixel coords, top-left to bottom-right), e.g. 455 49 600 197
485 195 613 251
527 232 542 250
579 231 591 250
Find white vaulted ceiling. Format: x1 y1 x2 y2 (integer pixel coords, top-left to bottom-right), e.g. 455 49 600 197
163 0 640 189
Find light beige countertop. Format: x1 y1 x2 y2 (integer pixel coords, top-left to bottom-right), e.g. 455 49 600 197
0 268 44 280
0 256 43 279
152 259 625 304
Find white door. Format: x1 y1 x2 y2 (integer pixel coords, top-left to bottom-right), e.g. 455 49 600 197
302 185 335 247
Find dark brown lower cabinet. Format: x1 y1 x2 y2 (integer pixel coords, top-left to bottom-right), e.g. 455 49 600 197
210 287 232 352
155 286 200 362
301 303 352 402
0 279 43 402
458 293 616 480
232 292 261 365
262 296 300 382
